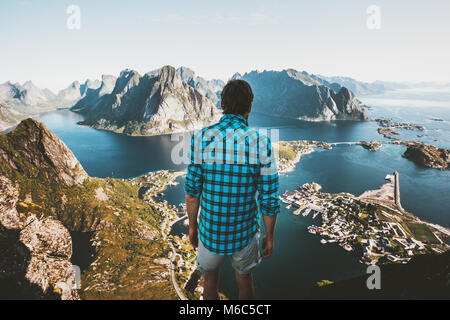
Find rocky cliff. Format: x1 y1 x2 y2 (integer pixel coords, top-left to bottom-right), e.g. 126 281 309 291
0 119 177 299
72 66 221 136
242 70 368 121
0 176 79 299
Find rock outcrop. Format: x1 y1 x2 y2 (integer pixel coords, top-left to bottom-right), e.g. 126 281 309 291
241 70 368 121
1 118 87 186
403 143 449 170
73 66 221 136
0 176 79 300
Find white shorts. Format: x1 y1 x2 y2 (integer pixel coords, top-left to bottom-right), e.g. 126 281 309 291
196 231 261 275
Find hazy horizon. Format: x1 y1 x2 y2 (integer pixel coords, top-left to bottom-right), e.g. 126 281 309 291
2 0 450 92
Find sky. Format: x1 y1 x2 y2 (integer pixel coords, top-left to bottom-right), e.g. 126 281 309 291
1 0 450 92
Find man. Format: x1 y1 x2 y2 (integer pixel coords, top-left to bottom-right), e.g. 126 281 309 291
184 80 280 300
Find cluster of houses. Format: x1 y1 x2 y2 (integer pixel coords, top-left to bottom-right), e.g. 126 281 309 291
285 183 432 265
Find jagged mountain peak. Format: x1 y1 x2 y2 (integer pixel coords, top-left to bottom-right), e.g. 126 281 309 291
2 118 88 186
158 65 183 88
73 65 221 136
114 69 142 94
177 66 196 81
231 72 242 80
22 80 36 89
241 69 368 121
70 81 81 88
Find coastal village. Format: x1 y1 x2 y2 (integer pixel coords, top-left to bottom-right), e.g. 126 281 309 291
280 174 449 265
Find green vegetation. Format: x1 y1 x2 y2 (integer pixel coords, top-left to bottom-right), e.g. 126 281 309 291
406 223 439 244
317 280 334 287
278 144 297 161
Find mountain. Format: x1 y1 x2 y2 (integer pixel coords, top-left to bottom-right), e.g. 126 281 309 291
0 118 178 299
312 75 387 96
0 79 101 117
242 69 369 121
57 79 101 107
72 65 222 136
0 102 24 132
177 66 225 106
0 81 56 112
310 76 449 96
70 75 117 114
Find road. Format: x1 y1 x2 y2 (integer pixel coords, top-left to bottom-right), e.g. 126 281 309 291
161 212 187 300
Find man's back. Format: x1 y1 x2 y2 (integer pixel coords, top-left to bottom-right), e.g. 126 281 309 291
184 79 280 300
185 113 280 255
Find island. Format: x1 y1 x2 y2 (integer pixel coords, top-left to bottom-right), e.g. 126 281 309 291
358 140 383 151
403 143 449 170
377 127 400 139
375 119 426 131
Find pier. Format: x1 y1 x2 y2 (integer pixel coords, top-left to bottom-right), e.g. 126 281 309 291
394 171 404 211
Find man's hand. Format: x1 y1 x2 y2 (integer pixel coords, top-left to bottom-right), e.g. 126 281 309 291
261 235 274 258
189 224 199 249
186 194 200 250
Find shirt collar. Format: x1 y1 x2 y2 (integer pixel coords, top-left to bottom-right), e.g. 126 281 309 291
220 114 248 126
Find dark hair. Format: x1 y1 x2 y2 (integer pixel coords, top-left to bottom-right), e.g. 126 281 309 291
220 80 254 116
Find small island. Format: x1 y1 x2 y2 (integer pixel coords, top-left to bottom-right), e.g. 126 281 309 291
358 140 383 151
377 127 400 139
403 143 449 170
375 119 426 131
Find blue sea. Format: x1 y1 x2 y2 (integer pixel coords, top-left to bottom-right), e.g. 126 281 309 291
34 87 450 299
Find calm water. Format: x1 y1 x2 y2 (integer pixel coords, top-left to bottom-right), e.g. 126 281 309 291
34 89 450 299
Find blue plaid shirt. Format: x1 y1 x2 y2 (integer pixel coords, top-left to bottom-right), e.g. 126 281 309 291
185 114 280 255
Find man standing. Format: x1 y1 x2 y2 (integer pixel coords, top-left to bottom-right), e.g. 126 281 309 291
184 80 280 300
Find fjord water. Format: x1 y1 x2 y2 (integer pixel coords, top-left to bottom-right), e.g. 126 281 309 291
35 89 450 299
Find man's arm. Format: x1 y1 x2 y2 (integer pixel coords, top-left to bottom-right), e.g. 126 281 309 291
184 132 203 249
257 136 280 258
186 194 200 249
261 214 277 258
